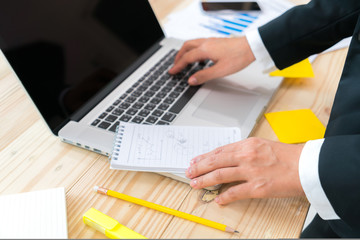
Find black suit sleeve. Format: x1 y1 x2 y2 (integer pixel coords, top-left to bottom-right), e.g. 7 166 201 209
258 0 360 69
258 0 360 236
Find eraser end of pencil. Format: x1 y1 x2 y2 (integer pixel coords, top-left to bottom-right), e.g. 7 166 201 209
93 186 108 195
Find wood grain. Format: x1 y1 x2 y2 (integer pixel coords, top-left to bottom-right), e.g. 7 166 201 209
0 0 347 238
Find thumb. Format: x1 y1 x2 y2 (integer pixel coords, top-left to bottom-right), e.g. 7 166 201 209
188 62 229 86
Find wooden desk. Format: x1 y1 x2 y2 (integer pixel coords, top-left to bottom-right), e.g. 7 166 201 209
0 1 347 238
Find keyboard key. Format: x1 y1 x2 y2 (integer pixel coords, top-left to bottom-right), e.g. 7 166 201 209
126 88 134 94
126 108 138 116
144 90 156 97
144 103 156 111
106 106 114 112
156 92 167 98
105 114 118 122
119 102 131 109
138 109 150 117
113 108 124 116
159 65 168 71
146 77 156 84
131 116 144 124
137 86 147 92
158 103 169 110
179 81 188 87
132 82 140 88
91 119 100 126
156 121 169 125
161 73 172 80
174 86 185 92
120 115 132 122
113 99 121 105
166 81 177 87
98 121 111 129
125 96 136 103
148 75 158 81
169 86 200 114
154 80 166 86
139 96 150 103
169 92 180 98
109 122 120 132
145 116 158 124
150 97 161 104
133 102 144 109
98 113 107 119
161 86 172 93
120 93 127 99
163 97 175 104
152 109 164 117
161 112 176 122
150 85 160 91
131 90 142 97
144 71 151 77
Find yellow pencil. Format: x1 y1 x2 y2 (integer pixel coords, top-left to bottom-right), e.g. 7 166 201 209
94 186 238 234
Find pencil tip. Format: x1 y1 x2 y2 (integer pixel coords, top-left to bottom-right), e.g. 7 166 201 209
225 226 239 234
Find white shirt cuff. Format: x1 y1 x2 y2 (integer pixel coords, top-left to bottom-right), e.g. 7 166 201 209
245 29 276 72
299 139 340 220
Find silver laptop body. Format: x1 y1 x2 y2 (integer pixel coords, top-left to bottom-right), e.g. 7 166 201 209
0 0 282 185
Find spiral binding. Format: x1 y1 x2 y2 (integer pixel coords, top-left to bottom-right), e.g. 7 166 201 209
109 124 125 161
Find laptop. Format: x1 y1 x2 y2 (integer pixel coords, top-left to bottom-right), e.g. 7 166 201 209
0 0 282 185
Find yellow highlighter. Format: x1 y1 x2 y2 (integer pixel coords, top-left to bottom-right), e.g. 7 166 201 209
83 208 147 239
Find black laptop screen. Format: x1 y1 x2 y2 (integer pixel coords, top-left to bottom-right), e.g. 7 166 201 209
0 0 164 130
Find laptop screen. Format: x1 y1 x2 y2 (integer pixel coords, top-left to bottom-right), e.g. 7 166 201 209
0 0 164 130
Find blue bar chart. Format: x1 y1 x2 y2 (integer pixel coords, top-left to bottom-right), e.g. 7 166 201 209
200 13 258 36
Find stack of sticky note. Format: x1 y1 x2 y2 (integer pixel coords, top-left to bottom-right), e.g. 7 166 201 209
265 109 325 144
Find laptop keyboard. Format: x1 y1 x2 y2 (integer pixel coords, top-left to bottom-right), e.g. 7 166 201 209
90 49 212 132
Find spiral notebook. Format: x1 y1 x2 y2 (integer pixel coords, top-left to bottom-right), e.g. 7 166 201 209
110 122 241 173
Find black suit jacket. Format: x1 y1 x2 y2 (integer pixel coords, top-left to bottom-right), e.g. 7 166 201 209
258 0 360 237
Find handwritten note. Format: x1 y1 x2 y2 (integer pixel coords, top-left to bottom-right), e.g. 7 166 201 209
110 122 241 173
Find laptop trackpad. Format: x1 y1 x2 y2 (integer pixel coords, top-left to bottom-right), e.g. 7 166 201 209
193 83 260 126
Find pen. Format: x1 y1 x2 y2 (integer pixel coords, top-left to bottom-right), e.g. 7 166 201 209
94 186 239 234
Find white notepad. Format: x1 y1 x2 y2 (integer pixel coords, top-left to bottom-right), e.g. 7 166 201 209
110 122 241 173
0 187 68 239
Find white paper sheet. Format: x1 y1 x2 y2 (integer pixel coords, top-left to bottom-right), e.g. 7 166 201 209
0 187 68 239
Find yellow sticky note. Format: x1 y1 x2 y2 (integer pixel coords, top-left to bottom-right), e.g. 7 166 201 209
269 58 315 78
265 109 325 144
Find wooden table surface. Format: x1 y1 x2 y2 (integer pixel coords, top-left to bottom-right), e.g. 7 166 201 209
0 0 347 238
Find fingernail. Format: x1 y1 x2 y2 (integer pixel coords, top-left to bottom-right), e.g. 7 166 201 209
190 157 200 165
190 179 197 187
189 76 198 85
186 167 192 177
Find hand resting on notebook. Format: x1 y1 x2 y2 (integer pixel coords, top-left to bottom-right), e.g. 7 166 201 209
185 137 305 205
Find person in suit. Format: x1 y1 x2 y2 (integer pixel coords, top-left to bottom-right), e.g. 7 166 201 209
169 0 360 238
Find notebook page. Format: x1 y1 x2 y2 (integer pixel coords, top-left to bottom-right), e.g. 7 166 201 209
0 187 68 239
110 122 241 173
